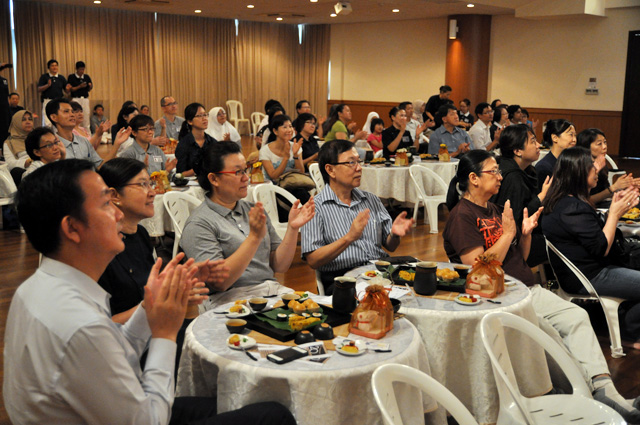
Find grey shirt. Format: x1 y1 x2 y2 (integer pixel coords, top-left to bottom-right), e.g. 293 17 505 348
154 115 185 140
59 133 103 168
120 141 167 174
180 197 282 288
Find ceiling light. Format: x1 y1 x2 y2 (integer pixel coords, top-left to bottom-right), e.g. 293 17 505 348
247 4 255 8
310 0 318 2
392 9 399 12
93 0 101 3
276 17 283 21
467 3 475 7
330 13 337 17
194 9 202 13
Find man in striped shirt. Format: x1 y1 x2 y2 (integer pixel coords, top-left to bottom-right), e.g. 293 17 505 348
301 139 414 294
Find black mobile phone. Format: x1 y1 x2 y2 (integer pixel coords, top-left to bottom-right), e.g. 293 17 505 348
267 346 308 364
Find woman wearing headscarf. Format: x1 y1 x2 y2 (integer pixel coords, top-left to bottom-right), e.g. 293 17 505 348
3 110 34 183
361 112 379 136
205 106 241 146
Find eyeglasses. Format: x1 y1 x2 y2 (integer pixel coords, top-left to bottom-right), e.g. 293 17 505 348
479 169 502 177
332 160 364 169
123 180 157 191
136 126 154 133
217 111 227 116
483 110 494 115
38 140 62 150
215 168 250 177
194 113 208 119
305 121 317 126
163 102 178 107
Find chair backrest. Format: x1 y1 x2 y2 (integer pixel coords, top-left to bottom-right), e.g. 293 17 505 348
162 191 202 238
314 270 326 296
605 154 618 170
371 364 478 425
480 312 592 424
308 163 325 193
409 165 448 199
251 112 266 136
226 100 244 121
0 164 18 201
253 183 298 239
355 140 370 149
544 239 600 298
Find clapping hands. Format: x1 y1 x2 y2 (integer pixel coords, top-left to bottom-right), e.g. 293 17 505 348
288 197 315 230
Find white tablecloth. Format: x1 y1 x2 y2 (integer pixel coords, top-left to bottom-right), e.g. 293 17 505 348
176 303 444 425
359 159 458 204
348 263 552 425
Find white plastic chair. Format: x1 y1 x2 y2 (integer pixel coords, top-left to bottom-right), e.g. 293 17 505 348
374 150 384 159
250 112 265 136
253 183 299 239
308 163 325 193
0 164 18 229
545 239 626 358
371 363 478 425
162 191 203 257
480 312 625 425
225 100 250 135
605 154 625 186
408 165 448 233
314 270 326 296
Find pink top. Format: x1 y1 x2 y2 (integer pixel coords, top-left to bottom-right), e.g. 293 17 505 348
367 133 382 152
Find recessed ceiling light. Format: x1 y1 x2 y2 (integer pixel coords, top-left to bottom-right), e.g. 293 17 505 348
310 0 318 2
467 3 475 7
392 9 400 12
330 13 337 17
247 4 254 8
93 0 101 3
276 17 283 21
194 9 202 13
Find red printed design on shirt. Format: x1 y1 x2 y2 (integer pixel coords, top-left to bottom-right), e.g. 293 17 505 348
477 216 503 249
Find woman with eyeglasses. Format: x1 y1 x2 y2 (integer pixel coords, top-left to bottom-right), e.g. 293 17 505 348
292 112 321 169
180 142 315 308
542 147 640 350
120 114 177 174
23 127 66 178
175 102 217 177
3 110 34 183
205 106 241 146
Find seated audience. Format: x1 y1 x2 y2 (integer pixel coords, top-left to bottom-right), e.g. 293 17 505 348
301 139 414 294
427 104 472 156
491 124 550 266
366 117 384 153
154 95 184 140
443 150 640 423
205 106 241 146
256 99 284 147
381 106 419 158
47 98 126 169
468 102 500 151
70 100 108 149
175 102 216 177
490 104 509 141
322 104 367 143
535 118 576 188
90 103 107 134
3 110 34 183
506 104 523 125
8 92 24 118
261 104 285 145
542 147 640 350
180 142 315 308
140 104 150 116
361 111 379 136
111 100 136 141
399 101 429 146
412 99 424 123
23 127 66 177
293 112 321 169
521 108 538 129
292 99 325 138
6 159 295 425
577 128 640 207
121 115 177 174
457 98 474 130
490 98 502 110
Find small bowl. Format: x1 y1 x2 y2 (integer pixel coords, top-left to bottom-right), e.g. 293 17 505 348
375 260 391 272
390 298 401 314
276 313 288 322
384 161 392 167
454 265 470 279
295 330 316 345
249 297 268 311
313 323 334 340
281 293 301 308
225 319 247 334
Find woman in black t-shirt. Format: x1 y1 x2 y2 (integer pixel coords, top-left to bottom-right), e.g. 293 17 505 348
381 106 418 158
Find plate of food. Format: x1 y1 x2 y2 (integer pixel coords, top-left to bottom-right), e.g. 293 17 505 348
369 157 385 164
361 270 381 279
391 266 416 285
621 207 640 221
335 339 366 356
227 334 256 350
419 153 438 160
226 304 251 318
455 294 481 306
436 268 460 283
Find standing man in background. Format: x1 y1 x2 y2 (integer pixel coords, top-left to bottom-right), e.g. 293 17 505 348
424 85 453 122
67 61 92 131
37 59 69 127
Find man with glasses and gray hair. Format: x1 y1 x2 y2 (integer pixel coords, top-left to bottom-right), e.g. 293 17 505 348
154 96 185 140
301 139 415 294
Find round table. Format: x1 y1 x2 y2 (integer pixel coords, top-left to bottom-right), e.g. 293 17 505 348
176 303 443 425
347 263 552 425
360 159 458 204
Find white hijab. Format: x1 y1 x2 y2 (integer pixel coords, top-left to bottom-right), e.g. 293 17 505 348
205 107 241 143
362 112 379 135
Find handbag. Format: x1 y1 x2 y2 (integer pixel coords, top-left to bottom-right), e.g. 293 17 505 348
611 228 640 270
274 170 316 192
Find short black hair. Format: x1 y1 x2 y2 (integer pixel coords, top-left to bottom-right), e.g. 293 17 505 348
25 127 56 161
129 114 155 133
398 101 411 110
460 98 471 107
318 139 355 184
475 102 490 117
75 61 85 69
499 124 535 159
8 92 19 98
439 85 452 93
435 104 457 128
47 59 58 68
370 117 384 133
69 101 83 112
506 104 521 120
294 112 316 134
388 106 402 119
45 98 71 126
296 100 310 111
264 99 282 114
98 157 147 191
93 104 104 112
577 128 606 150
197 141 242 193
543 119 573 146
17 159 94 255
521 108 529 117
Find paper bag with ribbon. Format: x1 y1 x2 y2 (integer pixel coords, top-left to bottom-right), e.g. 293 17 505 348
465 253 505 298
348 284 394 339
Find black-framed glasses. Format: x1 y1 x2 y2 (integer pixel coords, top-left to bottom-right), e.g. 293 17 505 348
331 160 364 169
38 140 62 150
136 126 154 133
305 121 317 126
479 169 502 177
123 181 157 190
164 102 178 107
215 168 250 177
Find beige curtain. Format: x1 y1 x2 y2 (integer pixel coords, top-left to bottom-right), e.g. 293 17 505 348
11 1 329 125
0 0 14 91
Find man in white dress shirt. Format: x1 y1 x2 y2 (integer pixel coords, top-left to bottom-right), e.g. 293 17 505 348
4 159 295 425
468 102 501 151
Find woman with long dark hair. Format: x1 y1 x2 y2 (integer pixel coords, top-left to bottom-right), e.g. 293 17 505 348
444 149 640 421
322 103 367 143
534 118 576 187
175 102 216 177
542 147 640 350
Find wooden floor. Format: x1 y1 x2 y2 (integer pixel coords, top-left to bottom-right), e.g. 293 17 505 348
1 139 639 423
